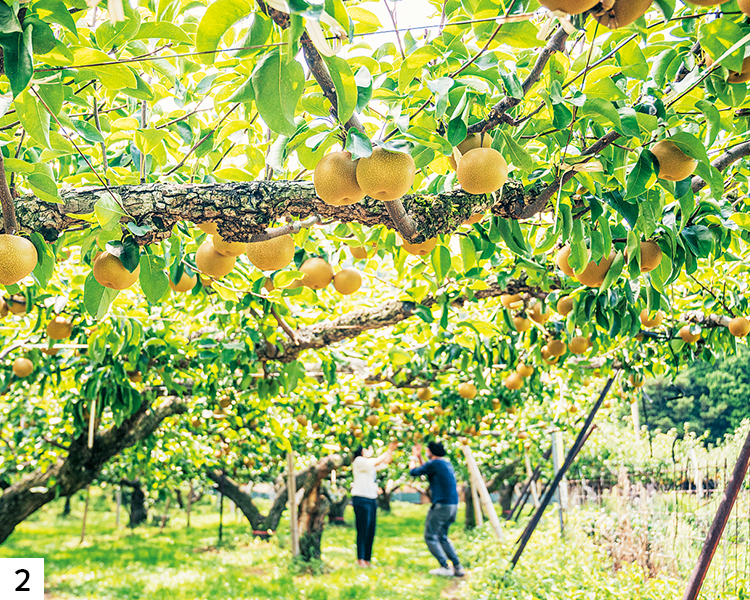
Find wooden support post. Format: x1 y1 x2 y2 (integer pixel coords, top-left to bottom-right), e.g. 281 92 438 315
288 451 300 556
510 376 616 570
470 472 483 527
681 427 750 600
509 445 552 520
80 487 90 544
115 486 121 529
87 398 96 449
524 454 540 508
462 445 503 541
187 481 192 530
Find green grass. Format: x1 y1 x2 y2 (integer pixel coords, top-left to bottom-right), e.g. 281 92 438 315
0 491 462 600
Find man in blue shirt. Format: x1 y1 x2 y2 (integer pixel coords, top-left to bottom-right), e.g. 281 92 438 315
409 441 465 577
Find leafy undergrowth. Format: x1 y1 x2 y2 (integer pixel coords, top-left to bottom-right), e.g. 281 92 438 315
1 496 459 600
4 494 747 600
460 508 748 600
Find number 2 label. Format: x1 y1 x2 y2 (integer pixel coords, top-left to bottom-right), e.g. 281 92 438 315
0 559 43 598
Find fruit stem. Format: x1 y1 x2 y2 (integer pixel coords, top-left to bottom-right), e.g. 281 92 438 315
248 215 321 243
384 199 418 241
0 154 18 235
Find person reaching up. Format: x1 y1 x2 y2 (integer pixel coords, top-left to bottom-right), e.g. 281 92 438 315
409 441 465 577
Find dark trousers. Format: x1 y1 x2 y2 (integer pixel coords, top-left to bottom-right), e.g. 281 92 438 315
352 496 377 561
424 503 460 568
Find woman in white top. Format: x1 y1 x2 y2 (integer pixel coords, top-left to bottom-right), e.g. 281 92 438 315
351 441 397 567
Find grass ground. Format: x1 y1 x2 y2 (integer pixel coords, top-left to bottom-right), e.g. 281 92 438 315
0 491 465 600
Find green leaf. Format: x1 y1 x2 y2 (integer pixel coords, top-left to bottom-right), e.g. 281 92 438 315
252 49 305 136
459 236 476 271
682 225 713 258
227 77 254 103
345 128 372 160
25 16 56 55
323 56 357 124
106 237 140 272
699 18 746 73
37 80 64 115
624 150 654 201
71 47 136 90
499 130 533 171
0 27 34 98
133 21 192 44
667 132 710 165
34 0 78 37
30 232 55 288
84 272 119 319
195 0 254 65
431 245 451 281
95 1 141 49
696 100 721 147
0 2 21 33
14 90 50 147
236 12 272 58
94 193 126 231
139 253 169 304
27 168 61 204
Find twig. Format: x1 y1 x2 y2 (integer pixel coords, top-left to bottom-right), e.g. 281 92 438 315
271 306 300 345
43 436 70 451
31 88 129 216
247 215 321 243
0 154 18 234
92 95 109 185
383 0 405 59
689 274 735 318
165 103 240 176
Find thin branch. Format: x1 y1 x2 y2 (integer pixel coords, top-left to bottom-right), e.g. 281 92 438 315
164 103 240 176
383 0 405 60
0 154 18 234
271 306 300 345
689 274 736 318
92 95 109 185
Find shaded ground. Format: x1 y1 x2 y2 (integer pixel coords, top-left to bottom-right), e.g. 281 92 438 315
2 493 465 600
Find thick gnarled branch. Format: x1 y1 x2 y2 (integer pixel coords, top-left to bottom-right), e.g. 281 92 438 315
11 178 534 244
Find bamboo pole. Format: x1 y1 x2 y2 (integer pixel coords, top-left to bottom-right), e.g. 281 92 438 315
510 376 616 569
470 472 483 527
80 487 90 544
287 451 300 556
682 427 750 600
462 445 503 541
524 453 540 508
87 398 96 449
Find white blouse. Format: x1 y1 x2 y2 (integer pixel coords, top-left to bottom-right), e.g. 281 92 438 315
351 456 378 499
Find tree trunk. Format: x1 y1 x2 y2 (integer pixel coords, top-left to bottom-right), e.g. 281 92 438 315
377 488 391 513
323 486 348 525
61 495 72 517
0 396 186 545
174 488 184 510
298 484 329 562
121 479 148 528
206 454 348 557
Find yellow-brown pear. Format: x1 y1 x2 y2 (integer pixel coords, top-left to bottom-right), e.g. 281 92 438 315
504 372 524 390
400 236 437 256
47 316 73 340
300 257 333 290
457 148 508 195
513 316 531 332
680 325 701 344
739 0 750 17
576 253 615 287
0 235 38 285
245 235 295 271
93 252 141 290
195 242 235 279
640 309 664 328
12 357 33 378
448 134 493 170
652 141 698 182
356 148 415 201
212 234 246 257
540 0 599 14
729 317 750 338
197 222 219 236
516 363 534 378
556 296 574 316
458 382 477 399
170 271 197 293
314 151 366 206
596 0 653 29
555 246 575 277
639 240 663 273
569 336 589 355
333 268 362 295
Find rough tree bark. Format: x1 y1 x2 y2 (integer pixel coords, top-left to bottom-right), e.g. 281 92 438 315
0 396 187 544
208 454 347 560
321 484 349 525
377 488 391 513
120 479 148 528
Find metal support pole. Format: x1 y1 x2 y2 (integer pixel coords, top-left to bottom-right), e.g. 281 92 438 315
682 427 750 600
510 376 616 570
508 445 552 520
